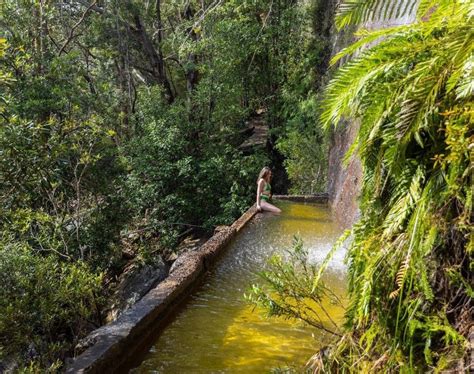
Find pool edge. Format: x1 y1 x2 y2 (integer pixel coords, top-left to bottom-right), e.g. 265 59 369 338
66 204 258 374
66 194 329 373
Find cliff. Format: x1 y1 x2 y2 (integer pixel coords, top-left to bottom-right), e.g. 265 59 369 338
328 121 361 228
327 0 417 228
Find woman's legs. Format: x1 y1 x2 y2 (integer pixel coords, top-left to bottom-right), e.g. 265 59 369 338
260 200 281 213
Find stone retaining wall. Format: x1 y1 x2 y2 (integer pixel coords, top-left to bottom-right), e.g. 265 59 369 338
67 205 258 373
66 196 326 373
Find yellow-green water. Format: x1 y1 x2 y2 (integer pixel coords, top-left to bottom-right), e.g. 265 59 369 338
132 201 346 373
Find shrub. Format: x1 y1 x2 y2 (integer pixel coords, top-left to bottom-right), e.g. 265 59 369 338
0 242 104 367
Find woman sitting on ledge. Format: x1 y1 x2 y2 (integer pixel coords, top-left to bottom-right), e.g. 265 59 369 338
256 167 281 214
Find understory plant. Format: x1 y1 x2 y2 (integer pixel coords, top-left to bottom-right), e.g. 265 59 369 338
0 242 104 369
316 0 473 371
247 237 347 338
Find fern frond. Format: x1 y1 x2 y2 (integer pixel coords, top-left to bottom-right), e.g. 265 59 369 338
312 229 351 292
330 23 412 66
389 254 410 299
335 0 417 30
322 0 472 369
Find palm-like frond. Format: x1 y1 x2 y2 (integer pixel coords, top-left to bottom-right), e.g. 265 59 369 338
320 0 473 371
335 0 417 29
335 0 471 30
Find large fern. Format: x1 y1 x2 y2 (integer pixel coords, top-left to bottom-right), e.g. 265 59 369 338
317 0 473 371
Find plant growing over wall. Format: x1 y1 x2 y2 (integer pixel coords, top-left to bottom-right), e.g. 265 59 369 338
316 0 473 371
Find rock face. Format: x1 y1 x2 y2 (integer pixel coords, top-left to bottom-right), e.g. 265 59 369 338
326 11 361 229
327 1 418 228
239 112 268 152
327 121 361 228
107 258 169 322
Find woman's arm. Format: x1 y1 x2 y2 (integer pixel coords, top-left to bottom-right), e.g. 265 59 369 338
256 179 264 211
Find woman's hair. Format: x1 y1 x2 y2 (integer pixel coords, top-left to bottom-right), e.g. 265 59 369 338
257 167 271 183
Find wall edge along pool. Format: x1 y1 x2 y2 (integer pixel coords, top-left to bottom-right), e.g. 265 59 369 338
67 194 329 374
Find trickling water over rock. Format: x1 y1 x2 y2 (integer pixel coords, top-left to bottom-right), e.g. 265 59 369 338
327 0 418 228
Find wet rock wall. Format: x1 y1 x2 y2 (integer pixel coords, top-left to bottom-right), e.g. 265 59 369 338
327 0 417 228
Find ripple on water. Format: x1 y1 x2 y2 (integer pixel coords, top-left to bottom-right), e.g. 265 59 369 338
131 201 346 373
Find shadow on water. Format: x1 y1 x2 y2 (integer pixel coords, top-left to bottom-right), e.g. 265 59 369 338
129 200 347 373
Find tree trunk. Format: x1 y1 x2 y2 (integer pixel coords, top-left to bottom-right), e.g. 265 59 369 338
183 4 199 95
132 13 174 103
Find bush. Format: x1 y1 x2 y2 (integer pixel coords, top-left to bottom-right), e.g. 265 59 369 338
277 96 328 194
246 237 346 336
0 114 127 266
124 87 268 245
0 243 104 367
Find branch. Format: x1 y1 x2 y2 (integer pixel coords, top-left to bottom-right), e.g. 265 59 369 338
75 0 104 14
176 0 223 51
247 0 273 72
58 0 97 55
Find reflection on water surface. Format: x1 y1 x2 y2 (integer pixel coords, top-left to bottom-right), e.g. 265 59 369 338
133 201 346 373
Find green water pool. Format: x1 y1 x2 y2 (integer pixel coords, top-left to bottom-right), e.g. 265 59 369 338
131 201 346 373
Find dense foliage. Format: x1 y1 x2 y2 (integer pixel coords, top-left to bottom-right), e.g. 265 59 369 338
318 0 473 371
0 0 331 369
0 244 103 370
6 0 468 371
272 0 334 194
250 0 472 372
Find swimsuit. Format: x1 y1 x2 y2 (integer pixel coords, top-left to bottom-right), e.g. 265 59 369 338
260 181 271 202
